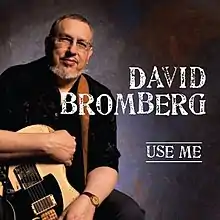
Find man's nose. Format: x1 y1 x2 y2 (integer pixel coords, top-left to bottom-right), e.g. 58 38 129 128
68 43 78 55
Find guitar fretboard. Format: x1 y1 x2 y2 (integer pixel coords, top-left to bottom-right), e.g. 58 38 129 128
14 164 42 189
13 164 58 216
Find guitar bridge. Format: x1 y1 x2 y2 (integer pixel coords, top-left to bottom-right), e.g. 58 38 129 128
31 194 57 215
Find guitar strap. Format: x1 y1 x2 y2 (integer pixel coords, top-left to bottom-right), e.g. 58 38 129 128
77 75 90 184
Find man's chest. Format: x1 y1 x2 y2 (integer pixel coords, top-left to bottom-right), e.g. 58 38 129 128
4 87 79 134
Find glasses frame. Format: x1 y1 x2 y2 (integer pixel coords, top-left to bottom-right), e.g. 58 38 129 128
51 35 93 52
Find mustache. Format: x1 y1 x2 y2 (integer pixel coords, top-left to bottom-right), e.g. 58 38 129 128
60 56 78 64
61 50 78 62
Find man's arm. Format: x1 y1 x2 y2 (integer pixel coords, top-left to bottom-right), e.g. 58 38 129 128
83 166 118 203
0 68 75 166
84 90 120 202
0 129 76 166
59 90 120 220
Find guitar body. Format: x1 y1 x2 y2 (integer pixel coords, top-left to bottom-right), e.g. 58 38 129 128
0 196 15 220
0 125 79 220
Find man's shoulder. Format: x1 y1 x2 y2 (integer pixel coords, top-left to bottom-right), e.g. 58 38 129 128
0 57 47 83
83 73 113 97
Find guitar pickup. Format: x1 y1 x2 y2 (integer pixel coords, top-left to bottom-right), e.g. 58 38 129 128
31 194 57 215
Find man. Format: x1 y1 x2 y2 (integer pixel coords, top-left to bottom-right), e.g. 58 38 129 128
0 14 144 220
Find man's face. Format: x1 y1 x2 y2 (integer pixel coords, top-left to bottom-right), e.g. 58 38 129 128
48 18 93 79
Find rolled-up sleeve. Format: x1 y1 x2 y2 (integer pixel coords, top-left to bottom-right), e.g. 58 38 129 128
88 90 121 173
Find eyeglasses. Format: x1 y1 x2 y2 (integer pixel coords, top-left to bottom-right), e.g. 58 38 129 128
53 36 92 51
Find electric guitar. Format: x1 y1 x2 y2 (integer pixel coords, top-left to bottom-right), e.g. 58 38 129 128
0 124 79 220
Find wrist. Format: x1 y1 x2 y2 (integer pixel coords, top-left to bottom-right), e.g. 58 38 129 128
35 133 51 154
81 192 100 208
80 194 95 208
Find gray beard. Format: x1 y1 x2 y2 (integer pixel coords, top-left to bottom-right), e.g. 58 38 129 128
50 65 79 80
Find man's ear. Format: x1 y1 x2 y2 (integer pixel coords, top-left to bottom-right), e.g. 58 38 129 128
87 47 93 63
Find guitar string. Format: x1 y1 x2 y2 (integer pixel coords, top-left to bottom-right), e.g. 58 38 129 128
29 163 58 214
23 164 48 213
29 164 53 209
17 165 36 206
22 164 39 203
16 126 57 215
24 164 50 210
17 168 45 216
14 164 60 220
24 164 39 201
20 126 52 210
18 164 55 214
29 164 50 209
21 164 50 212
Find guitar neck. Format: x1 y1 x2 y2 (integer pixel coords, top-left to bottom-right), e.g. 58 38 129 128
14 164 42 189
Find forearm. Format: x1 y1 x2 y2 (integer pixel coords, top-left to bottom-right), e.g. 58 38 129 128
83 166 118 203
0 130 47 159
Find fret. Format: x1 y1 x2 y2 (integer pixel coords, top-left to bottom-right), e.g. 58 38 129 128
14 164 42 189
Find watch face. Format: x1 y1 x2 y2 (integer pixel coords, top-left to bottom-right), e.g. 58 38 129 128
91 196 99 206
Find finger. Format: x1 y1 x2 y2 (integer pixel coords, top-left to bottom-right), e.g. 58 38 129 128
58 212 65 220
65 160 72 166
58 214 63 220
58 206 69 220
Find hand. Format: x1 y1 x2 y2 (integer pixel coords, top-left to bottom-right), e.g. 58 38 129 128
58 195 95 220
44 130 76 166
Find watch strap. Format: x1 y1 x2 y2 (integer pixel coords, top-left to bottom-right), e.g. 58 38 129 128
82 192 100 208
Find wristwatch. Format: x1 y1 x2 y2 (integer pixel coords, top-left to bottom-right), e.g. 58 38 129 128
82 192 100 208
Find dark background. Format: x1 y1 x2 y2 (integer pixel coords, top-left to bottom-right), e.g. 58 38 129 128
0 0 220 219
